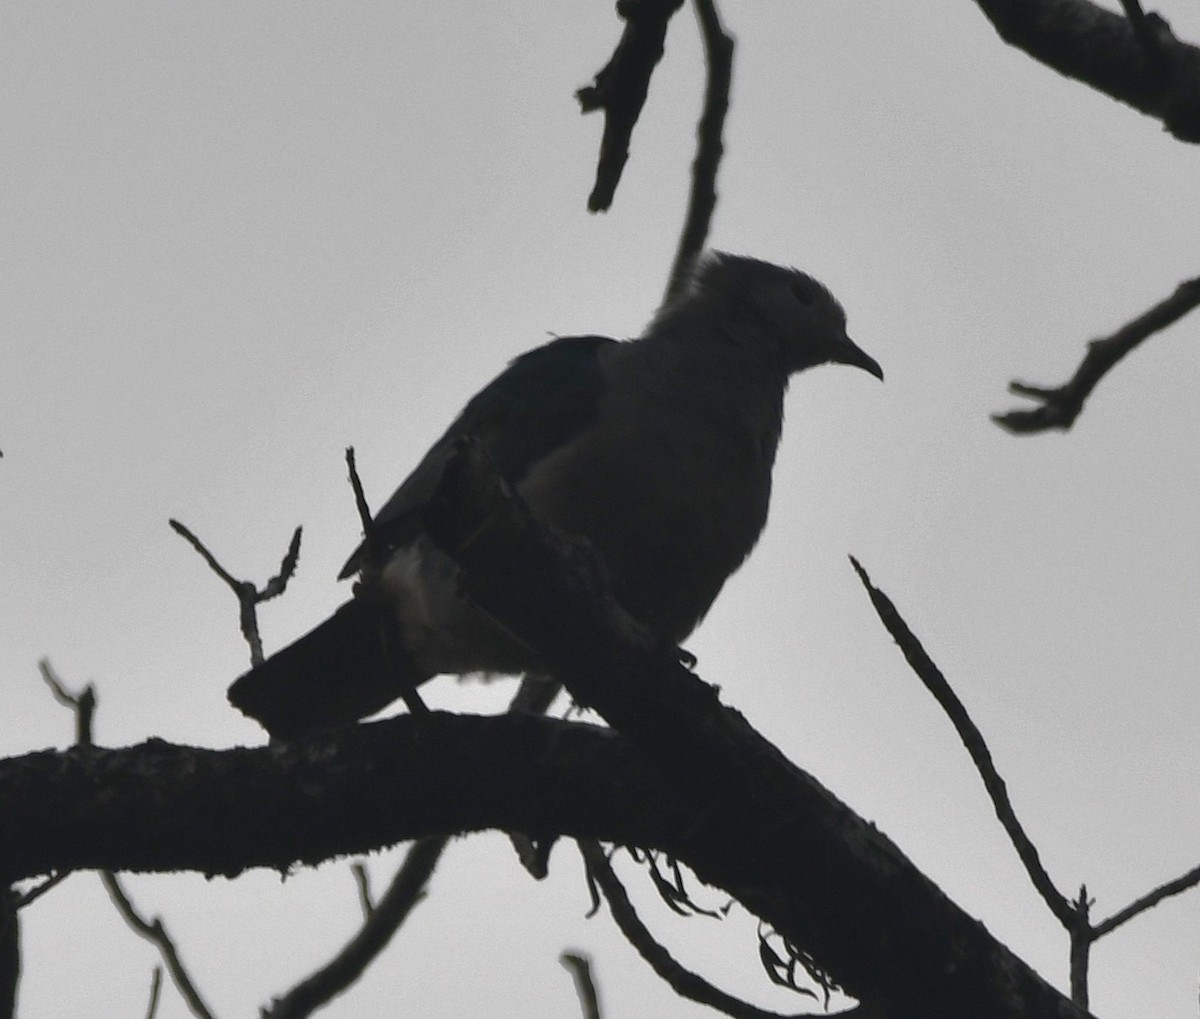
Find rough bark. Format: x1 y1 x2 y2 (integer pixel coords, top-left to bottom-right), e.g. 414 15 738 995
971 0 1200 141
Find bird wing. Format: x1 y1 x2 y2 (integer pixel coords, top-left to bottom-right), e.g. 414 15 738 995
338 333 617 579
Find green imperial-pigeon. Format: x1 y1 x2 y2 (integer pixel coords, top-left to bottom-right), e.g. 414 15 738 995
229 253 882 736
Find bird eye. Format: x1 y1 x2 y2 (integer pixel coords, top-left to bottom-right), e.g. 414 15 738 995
791 279 816 306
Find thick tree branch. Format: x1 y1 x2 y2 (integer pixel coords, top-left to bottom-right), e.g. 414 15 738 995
970 0 1200 142
0 714 676 880
1 443 1103 1019
418 439 1094 1019
993 275 1200 433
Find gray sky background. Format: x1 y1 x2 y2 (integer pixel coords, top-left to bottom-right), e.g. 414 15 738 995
3 2 1200 1016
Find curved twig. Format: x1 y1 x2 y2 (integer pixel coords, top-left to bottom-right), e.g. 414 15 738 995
101 873 217 1019
262 837 444 1019
579 840 829 1019
994 275 1200 434
663 0 735 304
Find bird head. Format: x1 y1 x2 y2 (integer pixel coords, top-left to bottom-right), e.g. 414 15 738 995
693 253 883 381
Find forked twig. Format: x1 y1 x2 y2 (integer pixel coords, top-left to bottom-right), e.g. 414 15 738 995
848 558 1074 923
993 275 1200 434
170 519 302 666
101 873 216 1019
850 556 1200 1008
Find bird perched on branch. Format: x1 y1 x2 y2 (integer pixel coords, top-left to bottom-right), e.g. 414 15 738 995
229 253 882 736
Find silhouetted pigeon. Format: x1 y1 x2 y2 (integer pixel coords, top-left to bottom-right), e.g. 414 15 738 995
229 253 882 736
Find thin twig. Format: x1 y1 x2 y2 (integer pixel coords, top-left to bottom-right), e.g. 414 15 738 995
344 447 378 567
144 966 163 1019
343 447 429 716
13 871 69 909
40 664 217 1019
101 873 217 1019
350 862 374 921
664 0 734 305
848 558 1076 926
263 836 444 1019
1093 862 1200 937
561 952 603 1019
578 840 820 1019
993 275 1200 434
170 518 302 666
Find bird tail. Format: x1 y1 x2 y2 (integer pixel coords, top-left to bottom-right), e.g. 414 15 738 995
228 598 427 738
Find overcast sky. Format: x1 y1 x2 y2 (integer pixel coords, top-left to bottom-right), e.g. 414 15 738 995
4 2 1200 1016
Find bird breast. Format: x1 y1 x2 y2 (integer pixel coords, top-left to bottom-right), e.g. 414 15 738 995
515 364 780 642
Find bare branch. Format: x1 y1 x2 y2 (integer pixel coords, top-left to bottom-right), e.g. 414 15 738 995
580 840 822 1019
663 0 735 304
262 837 442 1019
267 664 568 1016
994 275 1200 434
344 447 378 566
417 438 1097 1019
144 966 163 1019
170 518 303 666
969 0 1200 142
1093 862 1200 937
849 557 1076 926
101 872 217 1019
561 951 603 1019
578 0 686 211
13 871 69 909
39 665 217 1019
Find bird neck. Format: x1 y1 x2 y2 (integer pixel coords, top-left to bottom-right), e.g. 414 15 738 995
646 297 791 388
636 300 788 461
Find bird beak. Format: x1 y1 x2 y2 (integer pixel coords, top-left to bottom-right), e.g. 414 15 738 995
832 335 883 381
